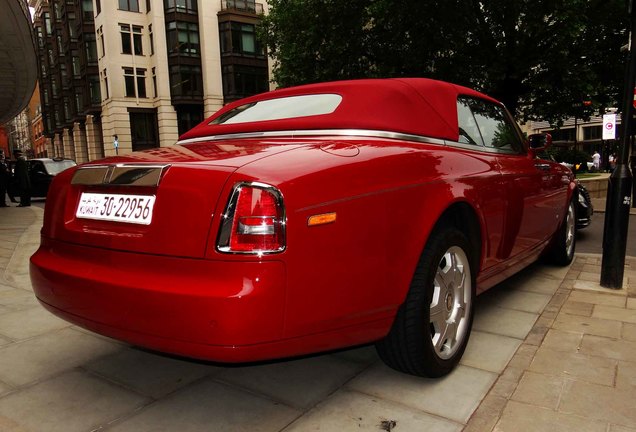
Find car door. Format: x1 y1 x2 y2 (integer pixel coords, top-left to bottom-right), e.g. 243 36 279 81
29 161 51 198
463 97 560 259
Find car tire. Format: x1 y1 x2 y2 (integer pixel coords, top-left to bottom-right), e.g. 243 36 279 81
376 226 475 377
545 199 576 266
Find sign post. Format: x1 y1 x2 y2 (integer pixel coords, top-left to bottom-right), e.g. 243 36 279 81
601 1 635 288
603 114 617 140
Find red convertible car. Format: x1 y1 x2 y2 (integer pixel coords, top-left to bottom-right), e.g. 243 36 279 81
30 78 577 377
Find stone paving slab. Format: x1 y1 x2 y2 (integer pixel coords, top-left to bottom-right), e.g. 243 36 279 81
0 370 151 432
106 380 302 432
283 389 463 432
1 206 635 431
466 255 636 432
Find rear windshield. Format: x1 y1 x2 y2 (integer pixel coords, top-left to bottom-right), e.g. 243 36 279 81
210 94 343 125
43 160 77 175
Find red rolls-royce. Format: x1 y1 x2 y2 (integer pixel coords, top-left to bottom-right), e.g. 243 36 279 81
30 78 577 377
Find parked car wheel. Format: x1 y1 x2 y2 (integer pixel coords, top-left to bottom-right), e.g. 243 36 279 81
546 199 576 266
575 183 593 229
377 226 475 377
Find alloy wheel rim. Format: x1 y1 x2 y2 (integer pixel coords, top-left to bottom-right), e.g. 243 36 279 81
565 203 575 257
429 246 471 360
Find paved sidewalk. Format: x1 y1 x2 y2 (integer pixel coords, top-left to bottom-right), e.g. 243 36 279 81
0 206 635 432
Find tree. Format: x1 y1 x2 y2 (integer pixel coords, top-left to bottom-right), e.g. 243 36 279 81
259 0 628 125
259 0 374 87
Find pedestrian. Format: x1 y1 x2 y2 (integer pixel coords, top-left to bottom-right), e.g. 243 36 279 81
609 153 617 172
592 150 601 172
13 149 31 207
0 152 9 207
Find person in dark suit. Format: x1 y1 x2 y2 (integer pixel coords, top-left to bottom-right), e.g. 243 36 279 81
13 149 31 207
0 152 8 207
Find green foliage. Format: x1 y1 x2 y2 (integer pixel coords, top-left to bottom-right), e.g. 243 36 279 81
259 0 629 125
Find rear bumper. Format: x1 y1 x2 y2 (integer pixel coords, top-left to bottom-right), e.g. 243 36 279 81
30 236 288 360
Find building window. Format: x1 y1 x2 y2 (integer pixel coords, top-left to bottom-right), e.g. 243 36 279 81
137 69 147 97
119 0 140 12
152 67 157 97
75 90 83 113
102 69 110 100
51 78 58 98
146 0 151 12
56 35 64 55
123 67 147 98
43 88 49 104
235 23 257 54
36 27 44 48
63 97 71 121
548 128 576 142
60 63 68 86
164 0 198 14
54 3 62 21
72 52 81 77
85 33 98 63
97 26 105 58
129 109 159 151
124 67 135 96
169 64 203 97
96 0 101 15
221 64 268 102
120 25 132 54
149 24 154 55
584 126 602 141
176 105 203 136
44 12 52 35
88 75 101 104
120 24 143 55
67 12 77 39
82 0 94 21
166 21 200 56
48 49 55 65
219 22 264 56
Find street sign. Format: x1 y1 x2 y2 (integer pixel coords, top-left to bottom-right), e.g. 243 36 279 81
603 114 617 140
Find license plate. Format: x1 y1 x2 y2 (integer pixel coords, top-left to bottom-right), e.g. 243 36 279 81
76 193 156 225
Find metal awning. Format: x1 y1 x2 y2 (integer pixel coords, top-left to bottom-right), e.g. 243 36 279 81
0 0 37 125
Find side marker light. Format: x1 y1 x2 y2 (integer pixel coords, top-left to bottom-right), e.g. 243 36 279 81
308 212 337 227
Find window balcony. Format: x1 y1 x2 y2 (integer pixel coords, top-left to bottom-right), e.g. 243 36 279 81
220 0 263 14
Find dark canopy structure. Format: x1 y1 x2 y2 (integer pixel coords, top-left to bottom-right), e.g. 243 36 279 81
0 0 37 125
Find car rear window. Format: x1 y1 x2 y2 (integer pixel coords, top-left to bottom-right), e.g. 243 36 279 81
210 94 343 125
43 160 77 175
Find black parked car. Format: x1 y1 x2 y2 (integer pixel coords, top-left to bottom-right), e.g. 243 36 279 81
576 180 593 229
7 158 76 201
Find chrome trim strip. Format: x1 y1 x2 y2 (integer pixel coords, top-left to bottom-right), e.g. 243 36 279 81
444 140 522 155
71 164 171 187
177 129 448 146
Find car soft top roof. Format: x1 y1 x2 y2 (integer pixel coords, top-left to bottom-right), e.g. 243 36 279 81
179 78 501 143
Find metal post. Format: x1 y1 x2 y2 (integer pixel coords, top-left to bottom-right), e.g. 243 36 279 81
601 1 635 288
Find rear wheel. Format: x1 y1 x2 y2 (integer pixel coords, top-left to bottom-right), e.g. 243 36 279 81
376 227 475 377
545 199 576 266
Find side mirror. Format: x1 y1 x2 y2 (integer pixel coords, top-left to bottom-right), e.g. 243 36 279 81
528 133 552 152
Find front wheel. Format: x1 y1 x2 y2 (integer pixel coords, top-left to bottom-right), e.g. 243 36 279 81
376 227 475 377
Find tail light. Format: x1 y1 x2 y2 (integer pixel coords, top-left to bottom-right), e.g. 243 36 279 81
217 182 286 254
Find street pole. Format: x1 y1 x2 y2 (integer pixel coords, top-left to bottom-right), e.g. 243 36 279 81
600 0 635 288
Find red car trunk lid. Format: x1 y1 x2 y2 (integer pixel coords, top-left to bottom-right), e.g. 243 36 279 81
43 162 234 258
